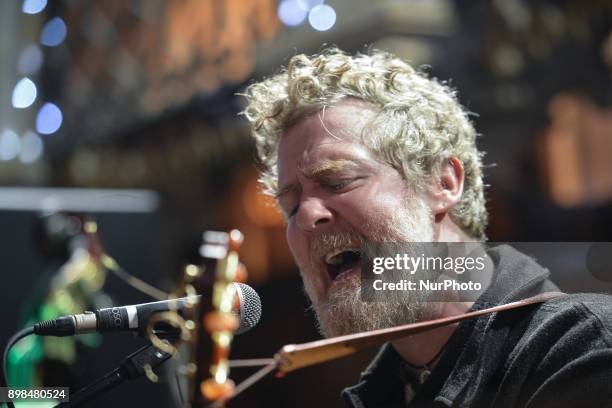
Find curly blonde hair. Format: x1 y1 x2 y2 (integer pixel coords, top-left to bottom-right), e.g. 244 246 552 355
242 47 487 240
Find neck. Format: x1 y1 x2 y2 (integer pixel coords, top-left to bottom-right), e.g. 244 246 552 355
393 219 487 367
434 215 475 242
390 301 472 367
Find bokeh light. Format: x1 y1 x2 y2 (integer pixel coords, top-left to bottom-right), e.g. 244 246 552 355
36 103 63 135
0 129 22 161
297 0 324 11
308 4 336 31
11 78 37 109
278 0 308 27
17 44 43 74
19 131 44 163
40 17 67 47
22 0 47 15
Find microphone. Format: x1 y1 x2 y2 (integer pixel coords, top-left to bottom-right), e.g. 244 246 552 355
33 282 262 337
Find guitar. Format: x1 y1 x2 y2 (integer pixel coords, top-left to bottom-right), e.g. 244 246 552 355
146 230 246 407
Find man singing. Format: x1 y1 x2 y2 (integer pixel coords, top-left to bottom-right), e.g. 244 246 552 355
242 48 612 407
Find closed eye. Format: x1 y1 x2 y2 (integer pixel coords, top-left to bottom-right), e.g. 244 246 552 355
330 181 351 192
328 177 364 192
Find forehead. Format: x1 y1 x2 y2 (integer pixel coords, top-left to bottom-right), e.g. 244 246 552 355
277 100 378 179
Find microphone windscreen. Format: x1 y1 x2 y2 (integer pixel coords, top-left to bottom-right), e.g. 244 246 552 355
234 283 262 335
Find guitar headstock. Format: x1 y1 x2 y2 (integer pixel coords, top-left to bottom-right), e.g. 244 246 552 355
161 230 246 407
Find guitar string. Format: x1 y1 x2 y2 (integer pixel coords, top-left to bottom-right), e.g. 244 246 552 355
99 253 170 300
208 360 280 408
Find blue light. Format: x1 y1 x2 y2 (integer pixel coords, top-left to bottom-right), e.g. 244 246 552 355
40 17 67 47
0 129 22 161
20 131 44 163
308 4 336 31
278 0 307 27
297 0 323 11
22 0 47 14
17 44 43 74
11 78 37 109
36 103 63 135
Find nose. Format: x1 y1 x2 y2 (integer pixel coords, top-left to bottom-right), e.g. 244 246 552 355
295 197 333 232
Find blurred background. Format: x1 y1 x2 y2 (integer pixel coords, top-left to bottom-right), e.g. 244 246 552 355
0 0 611 407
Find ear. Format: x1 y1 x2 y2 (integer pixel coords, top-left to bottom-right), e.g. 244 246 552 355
428 157 464 222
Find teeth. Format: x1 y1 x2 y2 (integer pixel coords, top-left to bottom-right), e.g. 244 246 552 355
325 250 341 265
328 254 343 265
324 248 358 265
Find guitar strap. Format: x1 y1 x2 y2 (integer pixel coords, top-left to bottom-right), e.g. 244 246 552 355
276 291 566 373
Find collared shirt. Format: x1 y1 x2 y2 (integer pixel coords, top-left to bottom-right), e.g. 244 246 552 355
342 245 612 407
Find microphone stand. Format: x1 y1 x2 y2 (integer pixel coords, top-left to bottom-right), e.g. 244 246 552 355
53 343 172 408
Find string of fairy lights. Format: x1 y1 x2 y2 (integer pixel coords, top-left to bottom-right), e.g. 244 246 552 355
1 0 65 164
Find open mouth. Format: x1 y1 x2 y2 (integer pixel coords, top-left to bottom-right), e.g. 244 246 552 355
324 249 362 281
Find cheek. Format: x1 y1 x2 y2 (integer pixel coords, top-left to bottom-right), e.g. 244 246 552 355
333 184 402 231
286 222 306 261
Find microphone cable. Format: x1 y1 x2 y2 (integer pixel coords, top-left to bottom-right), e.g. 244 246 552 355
2 325 35 408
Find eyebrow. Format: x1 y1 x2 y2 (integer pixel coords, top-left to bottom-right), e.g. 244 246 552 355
275 159 361 200
305 159 360 178
275 183 300 201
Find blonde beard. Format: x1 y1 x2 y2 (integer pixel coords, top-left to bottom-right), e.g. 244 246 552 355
309 197 436 338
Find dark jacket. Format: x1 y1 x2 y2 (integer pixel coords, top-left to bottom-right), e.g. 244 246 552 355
342 245 612 407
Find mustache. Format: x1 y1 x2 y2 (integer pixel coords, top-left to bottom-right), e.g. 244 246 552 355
307 223 402 263
309 230 365 261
